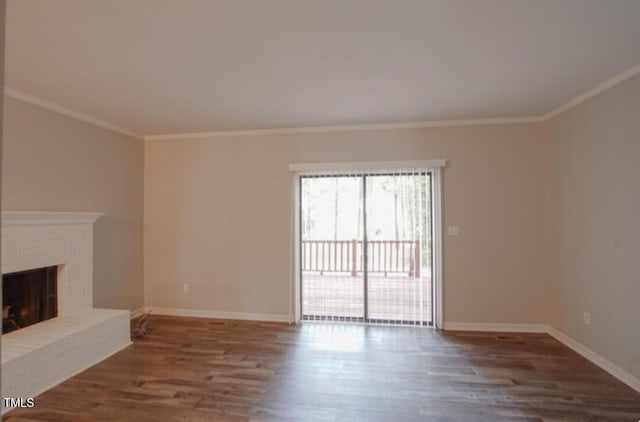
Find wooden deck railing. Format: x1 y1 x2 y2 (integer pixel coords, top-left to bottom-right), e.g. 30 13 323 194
301 239 420 277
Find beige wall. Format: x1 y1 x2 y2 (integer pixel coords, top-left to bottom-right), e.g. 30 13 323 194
2 96 144 311
546 73 640 379
144 124 546 323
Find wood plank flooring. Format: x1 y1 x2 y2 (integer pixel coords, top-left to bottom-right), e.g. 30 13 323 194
5 316 640 421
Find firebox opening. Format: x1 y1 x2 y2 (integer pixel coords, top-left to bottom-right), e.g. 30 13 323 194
3 266 58 334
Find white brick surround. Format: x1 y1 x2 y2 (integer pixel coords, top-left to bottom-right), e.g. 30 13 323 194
1 212 131 414
2 309 130 403
2 212 100 315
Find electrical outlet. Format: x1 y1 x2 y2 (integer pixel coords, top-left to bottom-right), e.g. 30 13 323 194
183 284 190 294
583 312 590 325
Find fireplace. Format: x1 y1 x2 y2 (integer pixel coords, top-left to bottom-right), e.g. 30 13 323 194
3 266 58 334
2 211 131 415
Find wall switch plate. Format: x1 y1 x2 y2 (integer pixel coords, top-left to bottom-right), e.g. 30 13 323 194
583 312 590 325
448 226 460 236
183 284 190 294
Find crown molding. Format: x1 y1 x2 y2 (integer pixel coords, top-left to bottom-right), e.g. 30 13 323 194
6 62 640 140
143 116 543 141
541 61 640 121
4 87 143 140
142 61 640 139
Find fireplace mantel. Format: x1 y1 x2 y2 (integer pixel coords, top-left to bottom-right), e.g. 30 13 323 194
1 210 104 314
2 211 104 226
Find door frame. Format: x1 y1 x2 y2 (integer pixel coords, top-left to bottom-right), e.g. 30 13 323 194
289 160 446 329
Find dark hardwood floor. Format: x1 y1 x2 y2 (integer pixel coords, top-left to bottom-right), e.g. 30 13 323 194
5 316 640 421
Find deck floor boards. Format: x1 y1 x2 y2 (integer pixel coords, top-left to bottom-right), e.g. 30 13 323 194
302 273 432 322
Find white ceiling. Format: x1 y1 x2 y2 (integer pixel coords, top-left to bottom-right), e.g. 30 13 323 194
6 0 640 138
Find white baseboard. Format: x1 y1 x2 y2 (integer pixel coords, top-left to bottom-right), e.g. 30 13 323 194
129 307 146 319
443 322 549 333
444 321 640 394
146 306 290 323
547 327 640 393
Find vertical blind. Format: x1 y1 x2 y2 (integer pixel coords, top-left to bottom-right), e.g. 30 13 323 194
299 168 433 326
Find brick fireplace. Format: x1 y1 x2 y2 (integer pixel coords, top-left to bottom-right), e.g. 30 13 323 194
1 212 131 414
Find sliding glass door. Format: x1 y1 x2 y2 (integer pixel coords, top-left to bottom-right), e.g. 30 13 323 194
300 175 364 321
300 170 433 326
